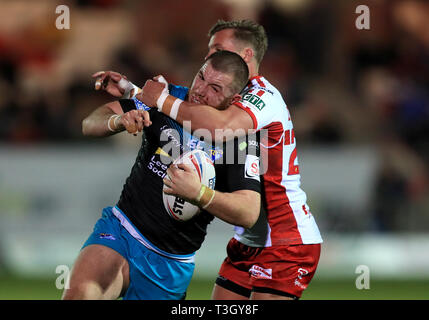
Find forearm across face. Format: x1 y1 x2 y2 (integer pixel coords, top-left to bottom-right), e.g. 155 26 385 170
161 99 255 142
138 81 254 141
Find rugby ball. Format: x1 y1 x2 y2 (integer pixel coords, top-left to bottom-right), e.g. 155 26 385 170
163 149 216 221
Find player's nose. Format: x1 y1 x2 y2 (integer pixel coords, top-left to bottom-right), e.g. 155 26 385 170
198 87 209 98
194 84 206 97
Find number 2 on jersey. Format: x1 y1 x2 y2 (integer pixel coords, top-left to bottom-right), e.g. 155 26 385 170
284 129 300 175
288 146 300 175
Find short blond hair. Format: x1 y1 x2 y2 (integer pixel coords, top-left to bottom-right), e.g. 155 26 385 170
208 19 268 65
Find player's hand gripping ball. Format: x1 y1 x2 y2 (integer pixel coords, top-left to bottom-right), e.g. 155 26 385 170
163 150 216 221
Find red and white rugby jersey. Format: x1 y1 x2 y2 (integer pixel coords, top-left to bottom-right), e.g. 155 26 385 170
233 76 323 246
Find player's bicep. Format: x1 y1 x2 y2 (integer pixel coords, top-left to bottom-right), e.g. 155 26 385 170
234 89 278 131
173 100 252 141
230 189 260 206
207 105 255 142
224 104 255 132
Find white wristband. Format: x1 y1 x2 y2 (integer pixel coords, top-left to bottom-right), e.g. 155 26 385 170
169 98 182 120
156 92 169 111
107 114 120 132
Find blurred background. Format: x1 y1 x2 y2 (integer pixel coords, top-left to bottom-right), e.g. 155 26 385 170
0 0 428 299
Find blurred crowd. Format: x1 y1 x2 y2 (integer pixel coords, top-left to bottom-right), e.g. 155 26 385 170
1 0 428 232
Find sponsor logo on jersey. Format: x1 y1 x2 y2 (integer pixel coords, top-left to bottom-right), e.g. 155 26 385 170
253 86 274 95
99 233 116 240
244 155 260 181
208 147 223 161
247 139 259 147
239 141 247 151
249 265 272 279
160 126 181 148
147 149 170 178
242 93 266 111
187 137 223 161
187 137 204 150
155 147 171 158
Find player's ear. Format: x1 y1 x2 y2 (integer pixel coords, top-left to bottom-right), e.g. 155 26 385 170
230 94 242 104
242 47 254 63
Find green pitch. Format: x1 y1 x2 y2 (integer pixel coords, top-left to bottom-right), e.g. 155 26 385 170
0 274 428 300
187 277 429 300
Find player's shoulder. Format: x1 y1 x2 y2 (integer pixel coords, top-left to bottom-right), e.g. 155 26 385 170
243 77 284 103
240 76 286 109
246 76 278 95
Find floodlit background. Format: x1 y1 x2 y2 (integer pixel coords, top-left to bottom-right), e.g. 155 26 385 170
1 0 428 299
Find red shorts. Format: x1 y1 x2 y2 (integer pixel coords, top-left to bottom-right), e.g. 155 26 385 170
217 238 321 298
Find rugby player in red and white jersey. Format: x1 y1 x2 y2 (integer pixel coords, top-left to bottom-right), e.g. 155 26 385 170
97 20 322 300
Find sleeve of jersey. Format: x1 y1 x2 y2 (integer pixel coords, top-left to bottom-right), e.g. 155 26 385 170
233 88 276 131
224 157 261 194
168 83 189 100
119 98 150 112
220 134 261 193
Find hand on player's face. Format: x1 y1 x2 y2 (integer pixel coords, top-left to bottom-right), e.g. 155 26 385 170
163 164 201 202
118 109 152 135
93 71 127 98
